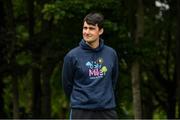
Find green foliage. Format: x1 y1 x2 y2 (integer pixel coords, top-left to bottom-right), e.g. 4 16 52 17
16 25 29 43
18 71 32 116
153 107 167 119
3 76 13 118
13 0 26 18
16 52 32 65
0 0 179 119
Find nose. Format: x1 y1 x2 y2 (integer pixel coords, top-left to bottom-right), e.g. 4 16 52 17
85 28 90 34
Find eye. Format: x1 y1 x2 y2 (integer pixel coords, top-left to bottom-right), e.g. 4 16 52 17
83 26 87 30
89 27 95 30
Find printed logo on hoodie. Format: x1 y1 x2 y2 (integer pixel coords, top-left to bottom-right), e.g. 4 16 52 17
85 58 108 79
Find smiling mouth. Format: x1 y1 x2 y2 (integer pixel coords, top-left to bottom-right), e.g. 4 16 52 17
84 35 90 38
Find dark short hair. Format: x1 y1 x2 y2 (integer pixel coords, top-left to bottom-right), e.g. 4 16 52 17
83 12 104 29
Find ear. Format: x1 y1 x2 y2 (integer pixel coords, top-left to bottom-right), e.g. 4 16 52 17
99 28 104 35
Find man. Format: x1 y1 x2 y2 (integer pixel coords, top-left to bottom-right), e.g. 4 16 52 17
62 12 119 119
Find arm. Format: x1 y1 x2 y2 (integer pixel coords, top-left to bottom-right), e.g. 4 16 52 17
62 55 74 98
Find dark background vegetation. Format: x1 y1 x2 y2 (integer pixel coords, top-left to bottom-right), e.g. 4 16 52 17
0 0 180 119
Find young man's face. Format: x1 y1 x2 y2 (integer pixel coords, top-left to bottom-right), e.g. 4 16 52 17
82 21 103 44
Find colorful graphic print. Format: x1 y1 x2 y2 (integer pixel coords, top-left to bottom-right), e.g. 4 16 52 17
85 58 107 79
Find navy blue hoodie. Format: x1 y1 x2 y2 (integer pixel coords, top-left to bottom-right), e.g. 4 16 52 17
62 39 119 110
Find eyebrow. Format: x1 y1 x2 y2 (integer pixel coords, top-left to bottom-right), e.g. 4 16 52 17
83 26 96 28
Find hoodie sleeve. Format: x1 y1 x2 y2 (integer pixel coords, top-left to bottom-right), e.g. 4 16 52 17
62 54 74 98
112 51 119 91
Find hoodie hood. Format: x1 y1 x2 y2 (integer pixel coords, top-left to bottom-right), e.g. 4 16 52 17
79 39 104 52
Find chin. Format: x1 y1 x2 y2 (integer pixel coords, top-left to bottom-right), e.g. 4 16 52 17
84 39 90 42
85 39 93 43
83 37 96 42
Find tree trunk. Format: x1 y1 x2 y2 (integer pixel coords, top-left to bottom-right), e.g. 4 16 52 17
39 0 53 117
131 0 144 118
131 61 142 118
12 72 19 118
142 93 153 119
40 20 53 119
31 65 42 118
166 23 176 119
0 0 6 117
41 62 55 118
27 0 42 118
41 72 51 118
167 87 176 118
0 0 5 30
4 0 20 118
176 0 180 118
0 78 5 118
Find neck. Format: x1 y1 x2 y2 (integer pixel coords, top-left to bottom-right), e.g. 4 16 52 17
86 41 99 49
86 39 100 49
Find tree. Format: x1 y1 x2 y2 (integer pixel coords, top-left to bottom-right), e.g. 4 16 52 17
0 0 6 117
3 0 20 118
176 0 180 118
131 0 144 118
26 0 42 118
